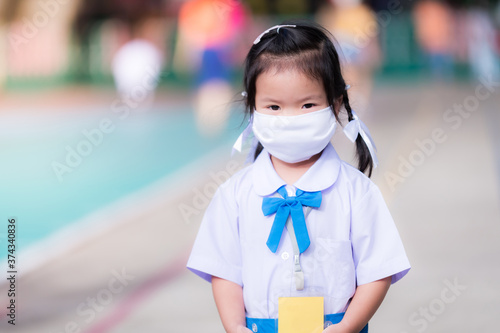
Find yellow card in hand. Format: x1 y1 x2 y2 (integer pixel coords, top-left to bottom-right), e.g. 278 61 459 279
278 297 324 333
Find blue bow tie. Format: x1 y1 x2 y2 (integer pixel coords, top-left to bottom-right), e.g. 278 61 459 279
262 186 322 254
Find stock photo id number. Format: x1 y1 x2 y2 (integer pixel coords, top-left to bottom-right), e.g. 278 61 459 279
6 218 17 325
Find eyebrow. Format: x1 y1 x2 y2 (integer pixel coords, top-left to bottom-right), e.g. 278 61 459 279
297 95 324 103
258 97 282 103
258 95 324 103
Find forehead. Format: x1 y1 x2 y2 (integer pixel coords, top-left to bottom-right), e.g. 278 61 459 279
255 68 324 99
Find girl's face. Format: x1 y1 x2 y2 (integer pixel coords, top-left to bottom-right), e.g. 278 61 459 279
255 68 328 116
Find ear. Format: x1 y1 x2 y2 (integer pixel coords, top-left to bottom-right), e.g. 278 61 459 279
333 96 343 117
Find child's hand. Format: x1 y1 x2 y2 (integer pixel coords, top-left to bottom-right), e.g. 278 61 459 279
322 322 353 333
236 325 253 333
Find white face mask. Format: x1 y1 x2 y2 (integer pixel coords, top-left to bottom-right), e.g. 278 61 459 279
252 106 337 163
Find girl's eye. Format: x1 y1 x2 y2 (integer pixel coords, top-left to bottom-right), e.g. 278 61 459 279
302 103 315 109
268 105 280 111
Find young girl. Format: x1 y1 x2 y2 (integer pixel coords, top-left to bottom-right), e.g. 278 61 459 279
187 20 411 333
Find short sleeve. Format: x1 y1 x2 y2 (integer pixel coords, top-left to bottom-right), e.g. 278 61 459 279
186 184 242 286
351 185 411 286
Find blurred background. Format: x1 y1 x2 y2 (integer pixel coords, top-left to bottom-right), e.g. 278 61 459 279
0 0 499 332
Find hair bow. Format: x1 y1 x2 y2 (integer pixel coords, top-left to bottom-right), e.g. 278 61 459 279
232 116 258 164
343 110 379 168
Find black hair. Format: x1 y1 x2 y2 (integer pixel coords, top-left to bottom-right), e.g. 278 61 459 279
242 19 374 177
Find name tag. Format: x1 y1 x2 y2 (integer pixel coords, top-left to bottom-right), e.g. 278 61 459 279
278 297 324 333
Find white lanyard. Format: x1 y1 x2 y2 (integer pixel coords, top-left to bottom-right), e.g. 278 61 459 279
285 206 312 291
272 188 312 291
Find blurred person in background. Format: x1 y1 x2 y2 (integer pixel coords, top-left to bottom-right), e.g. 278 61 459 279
175 0 249 136
413 0 454 81
111 18 167 110
73 0 170 86
464 6 499 80
112 38 163 110
0 1 12 91
3 0 78 84
317 0 382 116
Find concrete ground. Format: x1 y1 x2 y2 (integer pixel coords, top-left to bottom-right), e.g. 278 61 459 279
1 81 499 333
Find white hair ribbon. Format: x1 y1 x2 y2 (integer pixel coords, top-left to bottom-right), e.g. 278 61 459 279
253 24 297 44
343 110 379 168
232 117 252 154
232 117 258 164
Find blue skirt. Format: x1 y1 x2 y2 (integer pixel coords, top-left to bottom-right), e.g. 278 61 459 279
246 312 368 333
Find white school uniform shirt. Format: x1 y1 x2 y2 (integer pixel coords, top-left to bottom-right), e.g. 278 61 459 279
187 143 411 319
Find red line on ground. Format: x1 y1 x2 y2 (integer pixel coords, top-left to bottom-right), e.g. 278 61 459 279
84 251 190 333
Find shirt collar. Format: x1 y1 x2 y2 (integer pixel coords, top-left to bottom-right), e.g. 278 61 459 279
252 143 341 196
